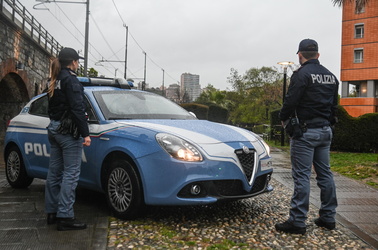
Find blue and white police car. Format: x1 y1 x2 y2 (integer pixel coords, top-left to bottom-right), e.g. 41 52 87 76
4 77 273 219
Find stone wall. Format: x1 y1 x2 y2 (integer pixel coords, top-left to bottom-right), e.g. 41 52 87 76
0 14 54 152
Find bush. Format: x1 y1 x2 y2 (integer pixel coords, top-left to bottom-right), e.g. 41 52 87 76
332 107 378 152
208 105 229 123
270 106 378 152
180 103 209 120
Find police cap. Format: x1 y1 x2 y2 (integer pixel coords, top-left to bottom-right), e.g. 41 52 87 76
297 39 318 54
58 47 84 61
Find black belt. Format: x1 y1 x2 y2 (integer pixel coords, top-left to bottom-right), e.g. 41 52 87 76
304 117 330 128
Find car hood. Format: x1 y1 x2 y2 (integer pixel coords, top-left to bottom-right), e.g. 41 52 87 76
116 119 259 144
113 120 268 159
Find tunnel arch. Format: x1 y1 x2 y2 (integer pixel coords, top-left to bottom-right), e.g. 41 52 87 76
0 72 30 147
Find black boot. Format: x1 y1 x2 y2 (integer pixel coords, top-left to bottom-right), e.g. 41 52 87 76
275 220 306 235
57 218 87 231
314 218 336 230
47 213 57 225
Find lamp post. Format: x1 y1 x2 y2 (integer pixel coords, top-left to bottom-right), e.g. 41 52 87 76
142 51 146 91
277 61 294 146
123 24 128 79
162 68 165 97
34 0 90 76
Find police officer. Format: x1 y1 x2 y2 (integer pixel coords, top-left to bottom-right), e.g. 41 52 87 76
45 47 91 231
275 39 339 234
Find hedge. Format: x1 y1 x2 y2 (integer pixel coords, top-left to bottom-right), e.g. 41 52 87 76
208 104 229 123
332 106 378 152
180 103 209 120
180 103 229 123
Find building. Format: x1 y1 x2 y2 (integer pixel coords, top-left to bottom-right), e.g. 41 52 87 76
165 83 181 103
181 73 201 102
339 1 378 117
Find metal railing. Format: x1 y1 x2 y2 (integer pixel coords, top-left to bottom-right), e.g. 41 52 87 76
0 0 62 56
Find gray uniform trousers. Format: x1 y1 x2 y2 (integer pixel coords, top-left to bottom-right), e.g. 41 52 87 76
288 126 337 227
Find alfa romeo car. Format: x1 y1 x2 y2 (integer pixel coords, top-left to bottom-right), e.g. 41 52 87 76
4 77 273 219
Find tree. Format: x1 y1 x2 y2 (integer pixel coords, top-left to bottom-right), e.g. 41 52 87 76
196 84 226 106
332 0 369 11
226 67 282 125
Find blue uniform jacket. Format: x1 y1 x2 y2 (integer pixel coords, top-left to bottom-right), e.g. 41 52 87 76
279 59 339 123
48 68 89 137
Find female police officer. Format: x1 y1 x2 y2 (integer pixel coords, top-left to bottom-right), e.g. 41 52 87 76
45 47 91 231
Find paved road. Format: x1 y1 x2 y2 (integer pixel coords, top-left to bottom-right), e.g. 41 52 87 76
0 148 377 249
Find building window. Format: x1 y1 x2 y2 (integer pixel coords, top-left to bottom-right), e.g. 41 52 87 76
354 48 364 63
355 1 365 14
348 81 367 97
375 81 378 97
355 24 364 38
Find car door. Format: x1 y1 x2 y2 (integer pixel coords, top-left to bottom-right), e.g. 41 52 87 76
19 94 51 178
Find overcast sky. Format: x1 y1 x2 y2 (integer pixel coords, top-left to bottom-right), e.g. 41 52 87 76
20 0 342 90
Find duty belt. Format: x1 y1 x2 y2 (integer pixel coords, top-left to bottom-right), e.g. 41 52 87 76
304 117 330 128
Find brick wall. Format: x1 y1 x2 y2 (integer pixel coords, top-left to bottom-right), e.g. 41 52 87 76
340 1 378 82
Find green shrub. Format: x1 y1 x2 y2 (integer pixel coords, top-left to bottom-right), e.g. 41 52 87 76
208 105 229 123
331 106 377 152
180 103 209 120
269 106 378 152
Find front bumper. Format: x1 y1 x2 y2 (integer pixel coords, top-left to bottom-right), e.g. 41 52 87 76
177 169 273 200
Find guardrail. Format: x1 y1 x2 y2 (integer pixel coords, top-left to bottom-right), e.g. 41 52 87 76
0 0 62 56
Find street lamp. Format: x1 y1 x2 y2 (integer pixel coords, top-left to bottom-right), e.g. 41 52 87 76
277 61 294 146
34 0 90 76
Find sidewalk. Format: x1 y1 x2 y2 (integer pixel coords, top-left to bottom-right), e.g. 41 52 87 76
270 147 378 249
0 166 109 249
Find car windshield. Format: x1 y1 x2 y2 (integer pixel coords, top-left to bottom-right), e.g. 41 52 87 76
93 90 197 120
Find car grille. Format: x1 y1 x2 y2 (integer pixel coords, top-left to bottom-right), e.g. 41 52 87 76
251 174 268 194
177 173 271 198
235 148 255 182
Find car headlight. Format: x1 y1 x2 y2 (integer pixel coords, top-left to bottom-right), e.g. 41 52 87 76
156 133 203 162
258 136 270 157
253 134 270 157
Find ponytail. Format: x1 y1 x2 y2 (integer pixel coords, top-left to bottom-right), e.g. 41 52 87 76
48 58 61 98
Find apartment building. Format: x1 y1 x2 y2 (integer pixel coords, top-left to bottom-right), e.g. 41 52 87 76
339 0 378 117
181 73 201 102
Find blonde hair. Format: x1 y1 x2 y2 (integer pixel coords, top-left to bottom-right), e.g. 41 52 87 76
48 58 61 98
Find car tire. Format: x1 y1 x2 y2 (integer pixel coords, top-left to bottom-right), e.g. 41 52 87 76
105 159 143 219
5 146 34 188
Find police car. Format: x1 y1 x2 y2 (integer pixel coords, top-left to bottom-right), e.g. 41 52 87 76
4 77 273 219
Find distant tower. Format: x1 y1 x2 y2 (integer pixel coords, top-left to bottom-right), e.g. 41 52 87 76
180 73 201 102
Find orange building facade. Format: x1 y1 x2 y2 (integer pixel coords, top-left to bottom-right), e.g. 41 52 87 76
339 0 378 117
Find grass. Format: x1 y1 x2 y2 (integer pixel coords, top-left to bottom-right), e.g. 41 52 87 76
266 140 378 189
330 151 378 188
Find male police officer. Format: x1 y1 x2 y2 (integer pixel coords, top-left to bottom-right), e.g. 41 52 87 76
275 39 339 234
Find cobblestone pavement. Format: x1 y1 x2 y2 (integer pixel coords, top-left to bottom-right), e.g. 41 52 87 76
107 177 374 249
107 148 378 249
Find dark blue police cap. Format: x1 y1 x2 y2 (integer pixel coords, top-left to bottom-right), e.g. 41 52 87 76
297 39 318 54
58 47 84 61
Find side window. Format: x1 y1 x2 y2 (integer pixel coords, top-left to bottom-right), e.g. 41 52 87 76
85 97 98 122
29 95 49 117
